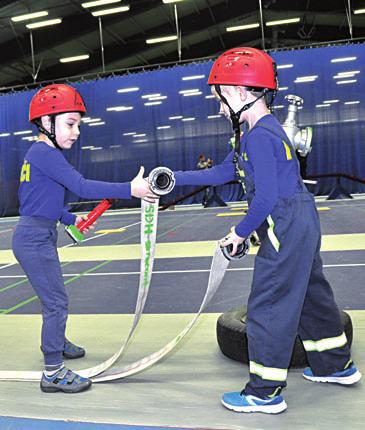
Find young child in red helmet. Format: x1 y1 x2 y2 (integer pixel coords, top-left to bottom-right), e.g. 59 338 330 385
12 83 156 393
172 47 361 413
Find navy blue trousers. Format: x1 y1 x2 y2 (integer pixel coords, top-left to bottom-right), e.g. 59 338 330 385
244 192 351 397
12 216 68 366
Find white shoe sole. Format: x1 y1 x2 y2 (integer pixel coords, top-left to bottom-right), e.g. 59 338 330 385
303 370 362 385
221 399 287 414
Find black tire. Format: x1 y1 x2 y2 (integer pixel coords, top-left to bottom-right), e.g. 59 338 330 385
216 306 353 368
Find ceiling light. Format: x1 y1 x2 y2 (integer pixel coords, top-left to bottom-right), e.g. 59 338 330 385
90 147 103 150
0 133 10 137
11 11 48 22
60 54 90 63
183 91 202 96
13 130 33 135
146 35 177 44
88 122 105 126
315 104 331 108
117 87 139 93
354 9 365 14
344 101 360 105
331 56 357 63
133 134 146 137
26 18 62 29
169 116 183 120
109 145 122 148
277 64 294 69
207 115 221 119
82 146 95 149
294 75 318 83
226 23 259 32
144 101 162 106
182 75 205 80
134 139 148 143
82 118 102 123
162 0 185 3
106 106 133 111
141 93 161 98
266 18 300 26
205 95 215 99
323 100 339 104
82 0 121 8
182 117 195 121
336 79 357 84
123 132 137 135
278 87 288 90
91 6 129 17
148 95 167 101
179 89 200 94
273 105 284 109
157 126 171 129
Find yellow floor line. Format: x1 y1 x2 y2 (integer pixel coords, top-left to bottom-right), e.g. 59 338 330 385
95 228 126 234
217 212 246 217
1 233 365 264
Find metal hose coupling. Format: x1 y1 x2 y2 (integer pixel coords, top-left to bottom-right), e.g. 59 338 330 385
148 167 176 196
282 94 313 157
221 238 250 261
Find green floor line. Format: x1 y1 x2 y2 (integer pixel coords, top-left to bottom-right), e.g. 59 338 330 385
0 215 194 314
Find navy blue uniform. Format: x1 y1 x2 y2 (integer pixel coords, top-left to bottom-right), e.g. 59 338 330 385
174 114 351 397
13 140 132 367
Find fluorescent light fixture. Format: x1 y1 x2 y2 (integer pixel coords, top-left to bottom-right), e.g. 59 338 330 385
82 146 95 149
226 23 259 32
82 118 102 123
148 95 167 101
82 0 121 8
315 104 331 108
169 115 183 120
278 86 288 91
144 101 162 106
182 117 195 121
205 95 215 99
109 145 122 148
183 91 202 97
106 106 133 111
336 79 357 84
0 133 10 137
88 122 105 126
12 11 48 22
344 101 360 105
141 93 161 98
207 115 221 119
179 89 200 94
13 130 32 135
182 75 205 80
90 147 103 150
123 132 137 135
157 126 171 129
337 70 360 75
81 117 91 121
26 18 62 29
273 105 284 109
162 0 185 4
323 100 339 103
22 136 37 141
146 35 177 44
117 87 139 93
134 139 148 143
331 56 357 63
354 9 365 14
277 64 293 69
60 54 90 63
133 134 146 137
266 17 300 26
91 5 129 16
343 118 358 122
294 75 318 83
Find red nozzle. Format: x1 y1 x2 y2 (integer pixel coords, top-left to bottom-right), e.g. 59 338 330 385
76 199 114 233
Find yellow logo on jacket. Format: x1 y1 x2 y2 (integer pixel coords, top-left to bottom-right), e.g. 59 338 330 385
20 160 30 183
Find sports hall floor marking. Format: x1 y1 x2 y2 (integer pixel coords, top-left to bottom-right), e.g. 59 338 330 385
95 228 126 234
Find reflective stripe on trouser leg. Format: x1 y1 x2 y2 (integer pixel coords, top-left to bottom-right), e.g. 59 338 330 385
249 361 287 382
266 215 280 252
303 332 347 352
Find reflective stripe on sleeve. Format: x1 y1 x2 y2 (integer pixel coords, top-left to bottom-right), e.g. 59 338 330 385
249 361 288 381
267 215 280 252
303 332 347 352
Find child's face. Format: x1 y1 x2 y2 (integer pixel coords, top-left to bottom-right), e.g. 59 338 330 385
54 112 81 149
211 85 248 123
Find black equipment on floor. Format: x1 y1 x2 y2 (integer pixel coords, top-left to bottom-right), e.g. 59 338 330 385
216 306 353 368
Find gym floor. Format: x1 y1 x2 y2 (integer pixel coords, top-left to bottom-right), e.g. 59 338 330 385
0 197 364 430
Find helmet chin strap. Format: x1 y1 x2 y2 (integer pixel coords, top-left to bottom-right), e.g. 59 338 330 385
214 84 268 163
35 115 63 151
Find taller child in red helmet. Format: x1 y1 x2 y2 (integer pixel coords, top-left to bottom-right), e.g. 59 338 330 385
12 84 157 394
173 48 361 413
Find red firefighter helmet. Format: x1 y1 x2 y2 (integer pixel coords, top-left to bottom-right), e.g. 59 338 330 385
208 47 277 90
29 83 86 122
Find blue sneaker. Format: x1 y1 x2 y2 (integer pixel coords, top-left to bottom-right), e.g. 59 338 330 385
221 391 287 414
63 338 85 359
303 364 362 385
40 367 92 393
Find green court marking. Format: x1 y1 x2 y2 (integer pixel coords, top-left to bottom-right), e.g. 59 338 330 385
0 214 194 314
